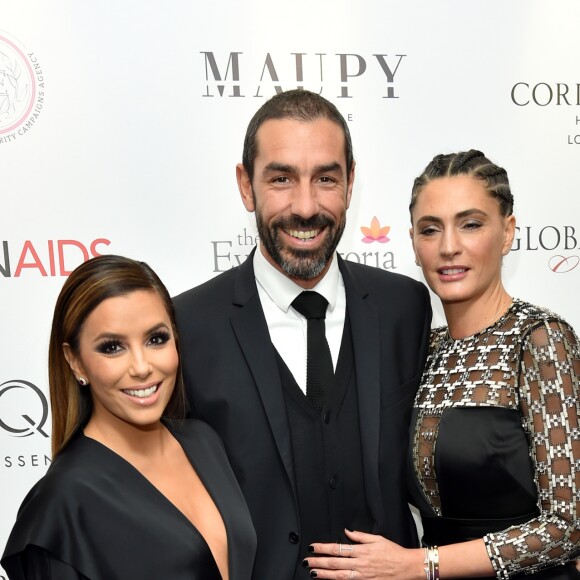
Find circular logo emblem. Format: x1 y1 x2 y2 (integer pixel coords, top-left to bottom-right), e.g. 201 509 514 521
0 34 35 134
549 255 580 273
0 379 49 438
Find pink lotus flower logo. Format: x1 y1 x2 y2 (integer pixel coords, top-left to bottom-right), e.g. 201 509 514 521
361 217 390 244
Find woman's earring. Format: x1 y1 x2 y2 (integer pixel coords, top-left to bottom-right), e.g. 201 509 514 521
415 258 421 266
78 377 87 386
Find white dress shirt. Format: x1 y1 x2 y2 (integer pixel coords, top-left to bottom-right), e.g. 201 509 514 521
253 246 346 394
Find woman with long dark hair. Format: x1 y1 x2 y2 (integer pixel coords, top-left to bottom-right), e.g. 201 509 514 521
2 255 256 580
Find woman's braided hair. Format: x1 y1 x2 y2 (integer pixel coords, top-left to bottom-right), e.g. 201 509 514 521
409 149 514 218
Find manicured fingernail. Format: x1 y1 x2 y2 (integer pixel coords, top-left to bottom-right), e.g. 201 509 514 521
308 545 315 552
310 572 318 578
302 559 309 568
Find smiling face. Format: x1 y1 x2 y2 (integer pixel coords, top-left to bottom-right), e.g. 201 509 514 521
237 117 354 288
410 175 515 307
64 289 179 433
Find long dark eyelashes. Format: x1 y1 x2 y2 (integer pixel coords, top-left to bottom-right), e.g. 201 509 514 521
96 339 122 355
95 330 171 354
150 330 171 345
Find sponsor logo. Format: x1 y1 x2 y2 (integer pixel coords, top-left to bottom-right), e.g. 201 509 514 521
549 255 579 273
511 82 580 107
361 216 390 244
512 226 579 273
0 379 49 438
512 226 578 251
211 227 258 272
340 216 396 269
1 238 111 277
0 33 44 143
2 453 52 468
510 83 580 144
201 51 406 99
337 247 396 270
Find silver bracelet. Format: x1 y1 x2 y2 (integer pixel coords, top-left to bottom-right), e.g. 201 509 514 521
424 546 440 580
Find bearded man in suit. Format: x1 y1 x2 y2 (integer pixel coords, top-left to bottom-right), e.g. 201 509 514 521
174 89 431 579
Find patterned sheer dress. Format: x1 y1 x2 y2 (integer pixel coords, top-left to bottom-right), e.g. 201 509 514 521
408 300 580 579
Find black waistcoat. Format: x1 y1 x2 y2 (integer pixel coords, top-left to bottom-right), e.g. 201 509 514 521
275 314 372 579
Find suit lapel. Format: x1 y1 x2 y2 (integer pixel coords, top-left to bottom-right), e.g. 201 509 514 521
230 250 296 495
339 257 385 523
229 252 386 514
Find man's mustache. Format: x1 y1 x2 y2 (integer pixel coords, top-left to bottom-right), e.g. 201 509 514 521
273 215 335 231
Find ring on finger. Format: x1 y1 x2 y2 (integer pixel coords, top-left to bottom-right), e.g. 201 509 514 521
349 571 355 579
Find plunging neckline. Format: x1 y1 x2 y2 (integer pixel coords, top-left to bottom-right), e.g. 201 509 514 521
81 427 227 579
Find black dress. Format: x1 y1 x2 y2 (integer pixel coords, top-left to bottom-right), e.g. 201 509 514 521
1 419 256 579
408 300 580 579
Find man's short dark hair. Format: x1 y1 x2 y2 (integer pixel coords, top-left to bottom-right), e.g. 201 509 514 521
242 89 354 182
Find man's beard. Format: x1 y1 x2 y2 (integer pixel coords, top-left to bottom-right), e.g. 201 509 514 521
256 211 346 280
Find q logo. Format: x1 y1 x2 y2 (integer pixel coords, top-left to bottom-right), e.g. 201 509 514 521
549 255 580 273
0 380 49 438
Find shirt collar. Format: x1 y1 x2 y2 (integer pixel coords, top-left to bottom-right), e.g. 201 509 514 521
253 245 340 313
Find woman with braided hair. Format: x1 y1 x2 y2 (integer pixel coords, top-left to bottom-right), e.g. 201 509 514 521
304 150 580 579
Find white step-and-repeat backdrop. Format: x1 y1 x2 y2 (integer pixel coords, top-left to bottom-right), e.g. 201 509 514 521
1 1 579 569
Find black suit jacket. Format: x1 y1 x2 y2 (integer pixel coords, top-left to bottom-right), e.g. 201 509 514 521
174 251 431 580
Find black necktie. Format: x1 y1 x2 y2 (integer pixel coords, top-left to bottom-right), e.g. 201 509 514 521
291 291 334 411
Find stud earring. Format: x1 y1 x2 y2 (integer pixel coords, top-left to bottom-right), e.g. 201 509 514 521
78 377 87 386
